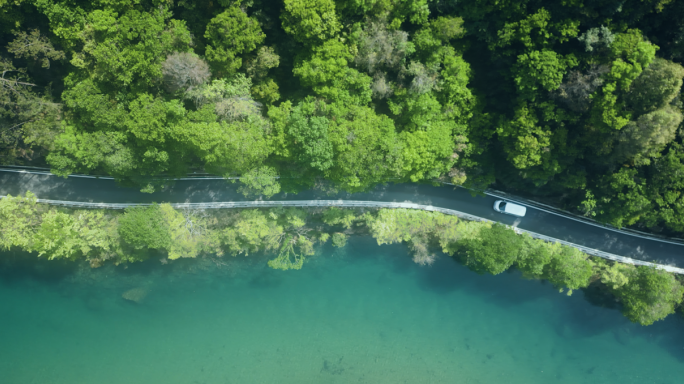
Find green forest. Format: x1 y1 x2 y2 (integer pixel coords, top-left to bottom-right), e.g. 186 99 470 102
4 0 684 236
2 192 683 326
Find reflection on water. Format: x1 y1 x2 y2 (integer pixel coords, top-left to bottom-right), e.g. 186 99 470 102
1 237 683 384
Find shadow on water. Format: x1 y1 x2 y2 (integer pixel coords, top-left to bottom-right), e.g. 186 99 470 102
412 252 552 308
0 250 77 286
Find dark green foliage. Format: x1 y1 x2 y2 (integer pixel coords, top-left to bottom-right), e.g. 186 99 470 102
460 223 523 275
118 205 172 251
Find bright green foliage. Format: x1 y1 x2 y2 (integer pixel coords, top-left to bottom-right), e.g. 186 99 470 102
118 204 173 251
220 209 283 256
368 208 458 246
600 262 634 290
460 223 523 275
33 210 117 261
513 50 577 100
293 40 372 105
493 8 579 52
496 103 553 169
238 166 281 197
7 0 684 248
281 0 341 45
389 92 459 182
516 235 560 278
159 204 210 260
589 30 658 132
175 78 271 178
70 8 193 89
331 232 347 247
430 16 465 42
326 103 403 190
614 267 684 325
0 192 40 250
543 246 594 294
204 7 265 74
251 78 280 104
286 99 334 171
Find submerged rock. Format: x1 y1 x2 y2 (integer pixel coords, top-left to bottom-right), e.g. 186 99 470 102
122 287 148 303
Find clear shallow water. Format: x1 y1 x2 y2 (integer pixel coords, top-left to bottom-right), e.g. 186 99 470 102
1 238 683 384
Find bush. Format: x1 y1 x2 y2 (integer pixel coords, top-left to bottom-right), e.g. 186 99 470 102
614 266 684 325
543 246 594 294
332 232 347 248
118 204 172 251
461 223 523 275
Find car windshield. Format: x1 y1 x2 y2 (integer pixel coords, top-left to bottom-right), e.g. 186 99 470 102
499 202 507 210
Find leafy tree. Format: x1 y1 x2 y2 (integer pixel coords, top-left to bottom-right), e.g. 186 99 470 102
33 210 117 261
286 99 334 172
69 8 193 89
430 16 465 42
611 106 683 165
159 204 208 260
118 204 172 252
599 262 633 290
245 46 280 80
513 50 577 101
589 29 658 132
460 223 523 275
293 40 372 105
543 246 594 294
614 266 684 325
625 58 684 116
326 103 403 190
238 166 281 197
0 58 61 164
204 6 265 74
516 235 560 278
0 192 40 250
6 28 65 68
281 0 341 45
245 46 281 104
220 209 281 255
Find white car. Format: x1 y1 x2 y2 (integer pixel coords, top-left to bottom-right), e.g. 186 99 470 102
493 200 527 217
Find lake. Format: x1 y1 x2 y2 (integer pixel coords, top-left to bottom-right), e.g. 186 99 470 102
1 237 683 383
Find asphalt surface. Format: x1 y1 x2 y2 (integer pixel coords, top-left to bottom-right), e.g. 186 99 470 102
1 170 683 267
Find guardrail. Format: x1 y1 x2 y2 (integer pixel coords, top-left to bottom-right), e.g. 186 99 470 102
12 196 684 275
6 166 684 246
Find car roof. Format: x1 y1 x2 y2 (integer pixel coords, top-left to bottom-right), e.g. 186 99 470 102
504 202 527 216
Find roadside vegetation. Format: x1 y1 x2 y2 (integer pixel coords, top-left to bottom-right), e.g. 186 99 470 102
1 192 682 326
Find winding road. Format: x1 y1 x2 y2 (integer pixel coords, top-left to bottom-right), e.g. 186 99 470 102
1 168 683 270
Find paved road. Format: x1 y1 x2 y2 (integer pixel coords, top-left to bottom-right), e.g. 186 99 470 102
1 170 683 268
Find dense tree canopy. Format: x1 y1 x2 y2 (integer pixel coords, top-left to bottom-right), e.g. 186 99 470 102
3 0 684 238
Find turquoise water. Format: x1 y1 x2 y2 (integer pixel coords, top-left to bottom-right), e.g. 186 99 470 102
1 237 683 383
